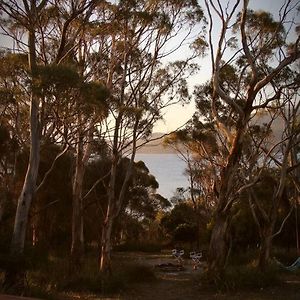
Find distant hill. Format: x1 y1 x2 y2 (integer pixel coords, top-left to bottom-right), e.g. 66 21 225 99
137 132 176 154
136 114 284 154
251 111 284 143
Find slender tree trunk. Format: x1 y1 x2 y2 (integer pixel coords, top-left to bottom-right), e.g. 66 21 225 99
5 26 40 290
11 26 39 253
100 208 114 273
100 152 117 273
71 134 85 270
71 175 84 269
99 119 137 273
6 97 40 290
258 225 274 271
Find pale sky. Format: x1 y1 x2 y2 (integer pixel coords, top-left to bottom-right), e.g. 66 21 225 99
154 0 299 133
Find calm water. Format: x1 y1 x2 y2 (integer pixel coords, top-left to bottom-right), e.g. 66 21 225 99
135 153 189 199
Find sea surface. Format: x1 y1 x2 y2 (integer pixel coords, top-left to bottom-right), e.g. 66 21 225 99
135 153 189 200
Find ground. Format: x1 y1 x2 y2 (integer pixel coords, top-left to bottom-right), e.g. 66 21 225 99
0 296 41 300
120 253 300 300
1 252 300 300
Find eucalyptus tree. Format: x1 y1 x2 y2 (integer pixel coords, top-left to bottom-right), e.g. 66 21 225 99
248 80 300 269
163 125 218 248
201 0 300 278
28 0 109 268
0 1 49 260
0 1 105 285
89 0 206 273
0 52 29 180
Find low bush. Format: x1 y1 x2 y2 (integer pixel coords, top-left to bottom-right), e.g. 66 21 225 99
199 264 282 292
22 255 156 298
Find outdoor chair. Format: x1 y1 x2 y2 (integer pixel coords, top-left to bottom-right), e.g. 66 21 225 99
172 249 184 264
190 251 202 270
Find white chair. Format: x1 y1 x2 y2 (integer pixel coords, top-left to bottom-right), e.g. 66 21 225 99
190 251 202 269
172 249 184 264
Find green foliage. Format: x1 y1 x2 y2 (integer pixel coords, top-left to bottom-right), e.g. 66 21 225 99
173 223 197 243
0 52 28 77
161 202 196 234
80 81 110 110
34 64 80 94
235 9 285 54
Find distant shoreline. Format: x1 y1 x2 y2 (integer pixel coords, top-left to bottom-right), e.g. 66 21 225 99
136 132 178 154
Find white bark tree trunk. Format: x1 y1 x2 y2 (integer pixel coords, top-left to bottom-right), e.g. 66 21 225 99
71 124 93 269
11 27 40 257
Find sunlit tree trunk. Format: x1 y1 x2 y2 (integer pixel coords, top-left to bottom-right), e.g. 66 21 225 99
71 124 93 270
208 115 249 276
11 22 40 254
100 120 137 273
100 206 114 273
99 112 120 273
5 17 41 289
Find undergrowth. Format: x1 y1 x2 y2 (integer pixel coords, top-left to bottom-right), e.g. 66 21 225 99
1 253 156 299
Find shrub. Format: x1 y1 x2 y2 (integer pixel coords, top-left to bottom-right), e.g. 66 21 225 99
199 264 282 292
25 255 156 297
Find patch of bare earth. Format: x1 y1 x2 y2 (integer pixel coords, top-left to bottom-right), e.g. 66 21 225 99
119 253 300 300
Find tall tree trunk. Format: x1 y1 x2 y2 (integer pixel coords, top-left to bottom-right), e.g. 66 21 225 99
71 165 84 270
258 225 274 271
5 26 40 290
208 120 248 278
100 152 117 273
100 207 114 273
71 131 86 270
11 27 39 254
99 119 137 273
208 212 231 278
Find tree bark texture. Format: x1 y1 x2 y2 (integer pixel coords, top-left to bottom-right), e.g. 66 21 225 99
99 119 138 273
100 206 114 273
71 134 86 269
6 25 40 290
208 119 248 276
99 153 117 273
11 29 40 257
208 213 231 278
258 225 274 270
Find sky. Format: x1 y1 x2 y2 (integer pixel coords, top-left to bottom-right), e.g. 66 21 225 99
153 0 299 133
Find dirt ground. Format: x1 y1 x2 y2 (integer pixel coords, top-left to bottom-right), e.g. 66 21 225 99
118 253 300 300
1 253 300 300
123 269 300 300
0 296 41 300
